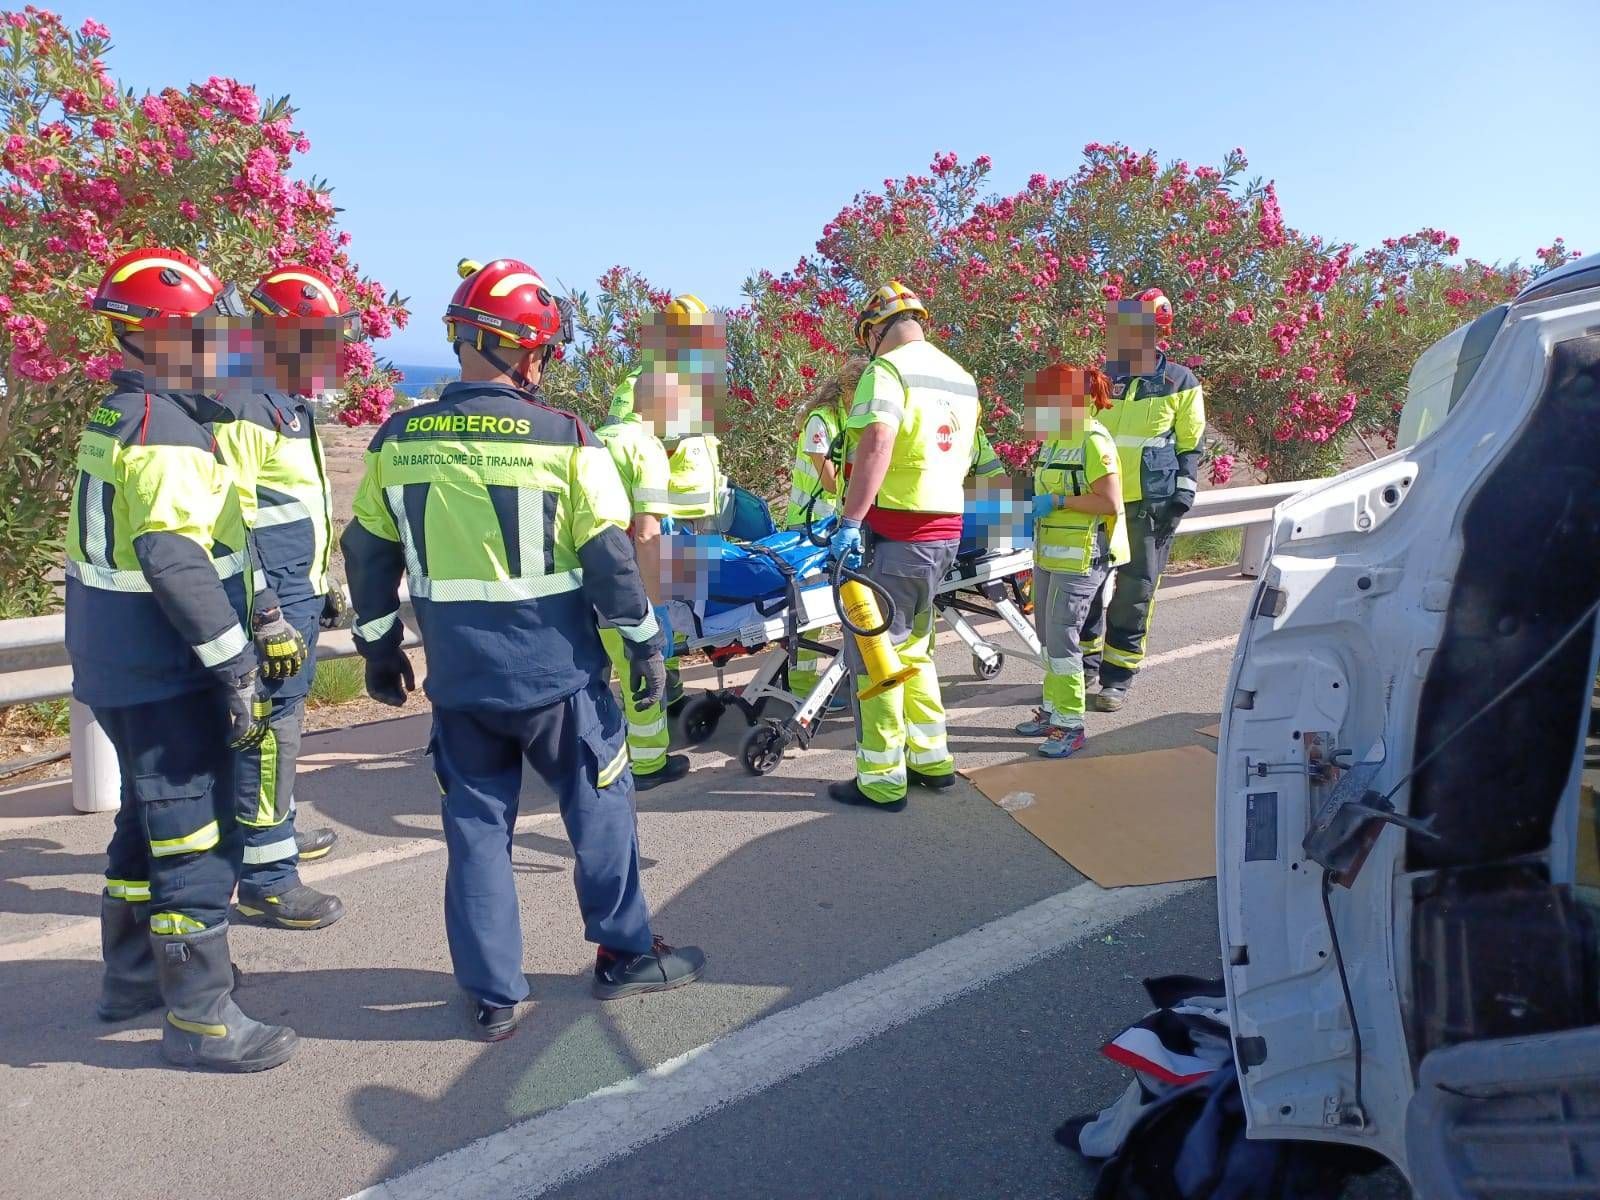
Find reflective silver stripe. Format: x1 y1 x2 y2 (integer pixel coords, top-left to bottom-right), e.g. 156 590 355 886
852 395 904 424
1037 544 1088 563
908 721 946 743
212 550 249 580
1114 434 1171 448
899 373 979 399
632 487 672 503
907 747 950 766
973 458 1003 475
856 744 905 765
193 622 249 668
251 498 312 529
628 714 667 739
517 487 544 579
412 570 584 603
385 485 425 582
615 609 660 643
83 477 113 568
1175 478 1197 496
1046 655 1080 675
858 764 907 787
355 610 399 642
669 488 713 504
66 557 152 593
241 835 297 865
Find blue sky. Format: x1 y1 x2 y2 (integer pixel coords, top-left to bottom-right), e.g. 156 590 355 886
78 0 1599 364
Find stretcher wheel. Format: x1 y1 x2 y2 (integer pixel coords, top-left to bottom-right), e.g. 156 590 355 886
973 651 1005 680
740 719 788 776
679 694 724 745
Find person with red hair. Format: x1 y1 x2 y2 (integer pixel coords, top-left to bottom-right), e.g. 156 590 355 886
1014 364 1128 757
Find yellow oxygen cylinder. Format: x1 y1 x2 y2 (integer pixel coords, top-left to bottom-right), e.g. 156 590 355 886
838 578 918 700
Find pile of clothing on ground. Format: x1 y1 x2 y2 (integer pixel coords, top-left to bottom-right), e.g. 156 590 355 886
1057 974 1384 1199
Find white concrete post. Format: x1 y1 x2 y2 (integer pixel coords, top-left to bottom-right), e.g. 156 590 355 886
69 699 121 813
1240 523 1272 579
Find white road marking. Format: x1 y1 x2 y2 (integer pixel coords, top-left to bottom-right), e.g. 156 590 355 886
1143 634 1239 669
348 878 1196 1200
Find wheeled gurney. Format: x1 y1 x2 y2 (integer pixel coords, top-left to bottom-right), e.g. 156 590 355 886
671 535 1041 775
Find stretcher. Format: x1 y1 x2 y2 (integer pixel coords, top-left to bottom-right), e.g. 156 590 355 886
673 541 1041 775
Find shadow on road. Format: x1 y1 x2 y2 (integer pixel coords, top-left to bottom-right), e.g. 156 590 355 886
3 687 1239 1200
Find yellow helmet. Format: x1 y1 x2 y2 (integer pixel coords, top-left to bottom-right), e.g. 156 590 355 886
854 281 928 348
456 258 483 280
664 292 710 324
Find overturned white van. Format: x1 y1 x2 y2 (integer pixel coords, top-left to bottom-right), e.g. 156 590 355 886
1218 254 1600 1197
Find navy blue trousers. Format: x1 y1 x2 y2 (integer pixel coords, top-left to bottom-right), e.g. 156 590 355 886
98 689 243 933
429 677 654 1007
237 596 321 893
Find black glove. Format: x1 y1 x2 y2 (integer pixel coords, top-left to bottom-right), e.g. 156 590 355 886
628 651 667 710
253 605 309 680
365 643 415 707
223 669 271 750
319 587 349 631
1152 497 1189 540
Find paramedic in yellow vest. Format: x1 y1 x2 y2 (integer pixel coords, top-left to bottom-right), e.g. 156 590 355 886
608 294 727 707
786 357 868 700
1012 364 1127 757
827 283 977 811
1089 288 1205 711
596 361 692 791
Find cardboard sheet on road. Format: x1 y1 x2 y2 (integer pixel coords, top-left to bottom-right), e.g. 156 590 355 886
962 745 1217 887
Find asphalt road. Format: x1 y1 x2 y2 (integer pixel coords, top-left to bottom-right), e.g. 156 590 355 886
0 569 1411 1200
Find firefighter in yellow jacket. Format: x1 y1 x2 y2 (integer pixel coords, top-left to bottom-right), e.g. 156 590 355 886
827 284 977 811
1089 289 1205 710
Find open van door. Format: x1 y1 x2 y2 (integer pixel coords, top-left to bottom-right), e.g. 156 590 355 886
1217 254 1600 1195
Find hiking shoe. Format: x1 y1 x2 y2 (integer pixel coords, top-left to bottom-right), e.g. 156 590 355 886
826 779 907 812
634 754 690 792
593 936 706 1000
235 883 345 931
907 768 955 791
471 998 520 1042
1038 726 1087 759
294 827 338 862
1088 686 1127 713
1014 708 1057 736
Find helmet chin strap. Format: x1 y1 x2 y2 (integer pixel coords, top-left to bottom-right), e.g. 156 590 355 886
464 335 538 392
116 333 147 362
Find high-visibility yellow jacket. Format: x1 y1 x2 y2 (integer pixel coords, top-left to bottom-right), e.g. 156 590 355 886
211 389 334 603
342 381 661 711
846 339 979 514
1032 420 1129 575
65 369 257 707
1101 357 1205 506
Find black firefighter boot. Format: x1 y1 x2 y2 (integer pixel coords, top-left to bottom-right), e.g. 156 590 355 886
235 880 345 930
153 921 298 1073
96 893 163 1022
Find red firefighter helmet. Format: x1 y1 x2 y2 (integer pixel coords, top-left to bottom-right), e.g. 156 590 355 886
91 248 223 331
444 259 566 352
1135 287 1174 328
249 265 360 340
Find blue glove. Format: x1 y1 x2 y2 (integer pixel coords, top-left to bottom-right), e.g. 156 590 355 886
1031 493 1059 519
658 515 678 535
653 603 674 652
829 518 864 567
